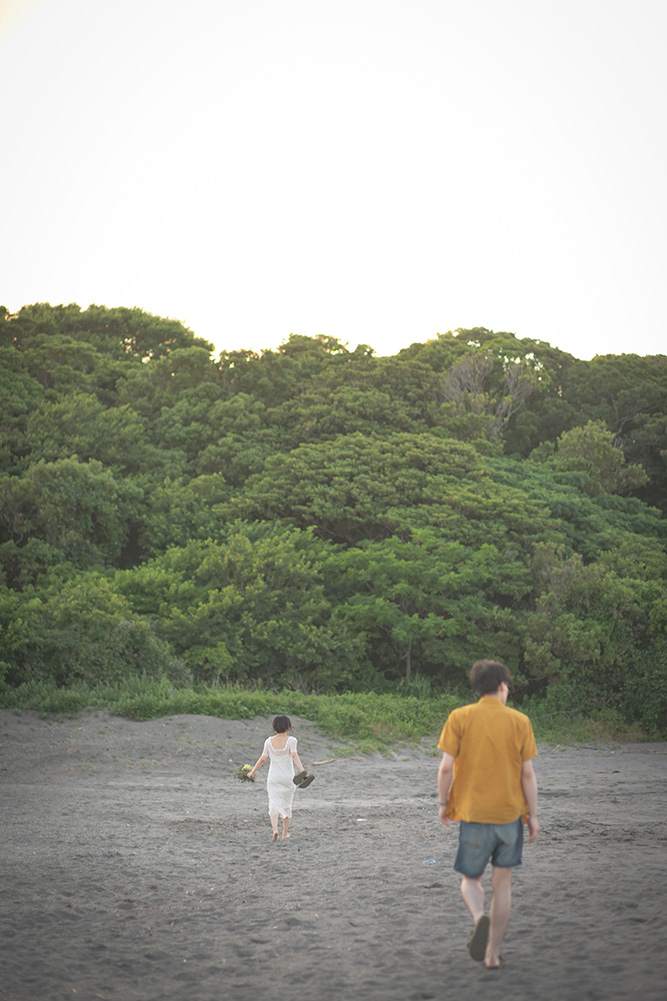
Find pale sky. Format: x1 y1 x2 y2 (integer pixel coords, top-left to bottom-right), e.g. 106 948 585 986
2 0 665 360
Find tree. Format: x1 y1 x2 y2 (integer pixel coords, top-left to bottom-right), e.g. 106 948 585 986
563 353 667 436
24 392 147 475
266 383 422 447
435 333 548 442
0 347 45 472
0 571 177 687
232 432 488 544
549 420 648 497
141 474 231 555
558 353 667 510
522 543 665 716
218 334 358 407
324 530 529 688
1 302 213 361
150 390 270 482
329 533 463 683
117 347 221 420
0 458 142 569
116 528 361 690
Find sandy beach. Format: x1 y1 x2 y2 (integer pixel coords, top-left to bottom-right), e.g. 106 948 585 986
1 708 665 1001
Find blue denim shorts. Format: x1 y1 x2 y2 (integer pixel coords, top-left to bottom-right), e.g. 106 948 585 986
454 818 523 878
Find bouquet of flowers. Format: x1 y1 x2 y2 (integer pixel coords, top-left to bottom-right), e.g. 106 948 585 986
235 764 255 782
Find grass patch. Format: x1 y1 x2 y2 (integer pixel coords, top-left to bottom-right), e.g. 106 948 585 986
529 708 650 746
0 679 660 750
0 679 463 751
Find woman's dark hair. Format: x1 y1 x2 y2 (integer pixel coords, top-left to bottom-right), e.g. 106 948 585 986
272 715 292 733
469 659 511 696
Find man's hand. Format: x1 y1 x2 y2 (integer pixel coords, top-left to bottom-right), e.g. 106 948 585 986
438 803 451 827
437 751 455 827
521 759 539 843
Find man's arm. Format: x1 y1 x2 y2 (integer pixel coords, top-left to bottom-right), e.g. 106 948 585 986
437 752 455 827
521 759 539 842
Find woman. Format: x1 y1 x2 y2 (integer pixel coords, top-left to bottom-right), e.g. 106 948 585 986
247 715 307 841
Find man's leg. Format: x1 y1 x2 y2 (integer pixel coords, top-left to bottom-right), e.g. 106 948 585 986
486 866 512 967
460 875 485 922
455 823 494 960
460 877 490 960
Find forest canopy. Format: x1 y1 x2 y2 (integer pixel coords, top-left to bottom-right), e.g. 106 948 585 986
1 303 665 735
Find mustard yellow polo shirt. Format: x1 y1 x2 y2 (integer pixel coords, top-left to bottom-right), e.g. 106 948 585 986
437 697 538 824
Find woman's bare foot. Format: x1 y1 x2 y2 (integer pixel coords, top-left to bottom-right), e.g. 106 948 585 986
272 831 279 842
281 831 291 840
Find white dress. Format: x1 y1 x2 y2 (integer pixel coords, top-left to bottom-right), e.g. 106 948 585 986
263 735 297 818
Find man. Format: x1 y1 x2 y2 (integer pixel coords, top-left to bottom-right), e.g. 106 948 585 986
437 659 539 969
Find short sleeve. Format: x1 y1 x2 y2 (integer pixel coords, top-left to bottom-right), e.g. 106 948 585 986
288 735 297 752
263 737 271 755
521 720 538 761
437 710 461 757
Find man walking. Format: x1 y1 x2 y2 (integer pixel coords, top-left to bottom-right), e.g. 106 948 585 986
437 659 539 969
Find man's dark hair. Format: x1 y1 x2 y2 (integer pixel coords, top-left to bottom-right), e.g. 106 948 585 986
469 659 511 696
272 715 292 733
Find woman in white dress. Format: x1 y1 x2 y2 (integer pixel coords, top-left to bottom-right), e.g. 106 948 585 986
247 716 306 841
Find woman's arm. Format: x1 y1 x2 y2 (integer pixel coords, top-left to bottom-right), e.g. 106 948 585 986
247 753 267 779
291 746 305 773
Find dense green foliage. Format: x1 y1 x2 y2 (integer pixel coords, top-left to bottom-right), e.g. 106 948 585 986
1 304 666 736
